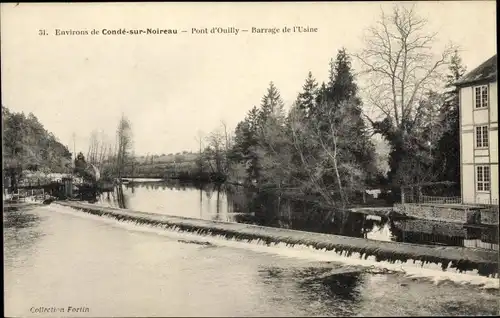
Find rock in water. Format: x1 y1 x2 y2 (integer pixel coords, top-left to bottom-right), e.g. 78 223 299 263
43 198 55 205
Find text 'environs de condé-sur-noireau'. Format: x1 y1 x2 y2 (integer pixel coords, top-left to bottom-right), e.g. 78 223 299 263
52 26 318 36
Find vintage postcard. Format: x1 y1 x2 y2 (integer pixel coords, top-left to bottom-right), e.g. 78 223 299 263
2 1 498 317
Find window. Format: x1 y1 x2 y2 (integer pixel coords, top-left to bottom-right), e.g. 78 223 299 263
477 166 490 192
476 125 489 148
474 85 488 108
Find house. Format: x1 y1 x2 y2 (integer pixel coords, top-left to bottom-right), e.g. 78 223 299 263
456 54 498 205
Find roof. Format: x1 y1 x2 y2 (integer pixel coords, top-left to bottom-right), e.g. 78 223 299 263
455 54 497 87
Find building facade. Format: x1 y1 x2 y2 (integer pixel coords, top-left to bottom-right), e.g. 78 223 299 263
456 55 498 205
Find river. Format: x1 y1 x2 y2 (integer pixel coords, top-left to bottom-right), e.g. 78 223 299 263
100 181 499 252
4 180 499 317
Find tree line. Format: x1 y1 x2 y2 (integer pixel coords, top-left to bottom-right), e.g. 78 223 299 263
2 106 73 190
75 114 134 183
193 5 465 208
2 105 136 189
3 5 465 205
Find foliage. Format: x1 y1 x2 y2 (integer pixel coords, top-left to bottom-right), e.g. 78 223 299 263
227 49 379 213
73 152 99 182
2 106 72 189
432 51 466 186
296 71 318 118
116 114 133 179
289 49 377 207
98 5 467 215
354 5 458 189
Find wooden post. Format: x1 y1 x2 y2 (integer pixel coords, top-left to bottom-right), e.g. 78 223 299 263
401 187 405 204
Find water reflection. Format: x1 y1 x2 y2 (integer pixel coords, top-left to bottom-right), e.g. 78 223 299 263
296 267 362 302
389 219 499 250
96 180 499 252
258 265 363 316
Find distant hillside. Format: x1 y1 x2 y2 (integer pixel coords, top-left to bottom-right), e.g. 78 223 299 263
135 152 198 165
2 106 72 174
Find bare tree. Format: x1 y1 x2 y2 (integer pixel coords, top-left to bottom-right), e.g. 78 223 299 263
195 130 205 174
85 130 114 178
288 101 371 230
353 4 457 185
288 103 347 211
205 129 226 175
86 130 98 165
203 122 234 178
96 131 110 170
115 114 133 181
355 5 455 126
220 120 234 176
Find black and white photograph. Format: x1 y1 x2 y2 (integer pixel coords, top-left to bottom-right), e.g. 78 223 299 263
2 1 498 317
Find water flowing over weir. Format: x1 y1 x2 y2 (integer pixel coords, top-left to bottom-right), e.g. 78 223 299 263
55 201 499 280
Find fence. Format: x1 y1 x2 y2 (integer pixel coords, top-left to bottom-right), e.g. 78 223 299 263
7 188 46 202
475 199 499 206
464 239 499 251
401 181 462 205
402 193 462 205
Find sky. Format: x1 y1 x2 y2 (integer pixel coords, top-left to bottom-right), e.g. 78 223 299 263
1 1 497 156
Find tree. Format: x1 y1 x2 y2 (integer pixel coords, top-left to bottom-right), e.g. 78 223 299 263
204 122 233 179
2 106 72 191
296 71 319 118
195 130 205 175
292 74 322 185
255 82 288 187
232 106 261 183
116 114 133 180
258 81 286 128
433 51 466 187
73 152 99 182
290 99 373 209
354 4 457 188
390 90 446 186
86 130 111 172
329 48 360 106
74 152 90 181
331 48 376 175
300 49 378 203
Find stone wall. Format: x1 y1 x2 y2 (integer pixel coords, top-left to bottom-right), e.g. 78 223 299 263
399 219 467 237
394 204 469 223
481 208 499 225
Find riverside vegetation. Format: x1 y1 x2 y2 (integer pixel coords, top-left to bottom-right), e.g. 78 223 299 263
4 6 465 223
125 7 465 210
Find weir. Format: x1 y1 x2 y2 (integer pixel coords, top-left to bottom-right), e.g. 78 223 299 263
55 201 499 276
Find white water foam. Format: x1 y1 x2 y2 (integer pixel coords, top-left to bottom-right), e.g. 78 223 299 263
43 204 499 290
123 178 164 182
